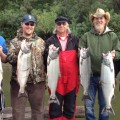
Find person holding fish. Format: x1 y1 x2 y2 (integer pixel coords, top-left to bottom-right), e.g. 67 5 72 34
0 36 8 112
7 14 46 120
79 8 120 120
44 16 80 120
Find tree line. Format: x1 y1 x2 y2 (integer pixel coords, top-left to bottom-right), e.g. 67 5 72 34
0 0 120 44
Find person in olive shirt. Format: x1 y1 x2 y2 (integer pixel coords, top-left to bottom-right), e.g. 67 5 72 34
79 8 120 120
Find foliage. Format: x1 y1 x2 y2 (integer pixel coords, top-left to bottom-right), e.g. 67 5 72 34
0 0 120 43
109 12 120 37
32 1 61 40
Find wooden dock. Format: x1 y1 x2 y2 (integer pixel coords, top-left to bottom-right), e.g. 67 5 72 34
1 106 85 119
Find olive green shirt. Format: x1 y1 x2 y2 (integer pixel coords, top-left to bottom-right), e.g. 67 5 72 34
79 26 120 74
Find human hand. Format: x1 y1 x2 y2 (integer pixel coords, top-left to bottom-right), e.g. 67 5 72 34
21 41 32 53
18 41 22 48
48 44 59 59
111 50 115 59
0 46 3 56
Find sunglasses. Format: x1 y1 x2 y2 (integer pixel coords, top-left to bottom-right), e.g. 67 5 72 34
56 22 66 26
25 22 35 26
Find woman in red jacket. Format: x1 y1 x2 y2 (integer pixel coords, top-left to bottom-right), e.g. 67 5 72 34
44 16 80 120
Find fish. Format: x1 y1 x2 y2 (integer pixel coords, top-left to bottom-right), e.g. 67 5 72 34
0 57 5 112
79 47 91 100
17 40 32 97
0 57 3 94
0 91 5 111
100 51 115 115
47 44 60 105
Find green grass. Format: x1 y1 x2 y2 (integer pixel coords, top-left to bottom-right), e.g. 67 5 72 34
2 63 120 120
3 63 11 106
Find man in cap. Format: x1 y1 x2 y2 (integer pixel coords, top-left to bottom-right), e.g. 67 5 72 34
79 8 120 120
7 14 46 120
44 16 80 120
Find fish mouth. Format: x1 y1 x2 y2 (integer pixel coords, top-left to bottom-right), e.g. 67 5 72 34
49 96 60 105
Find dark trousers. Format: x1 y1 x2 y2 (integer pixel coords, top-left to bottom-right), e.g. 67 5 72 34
49 89 76 120
10 80 45 120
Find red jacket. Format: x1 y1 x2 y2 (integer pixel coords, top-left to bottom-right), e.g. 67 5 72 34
57 50 79 95
44 34 80 95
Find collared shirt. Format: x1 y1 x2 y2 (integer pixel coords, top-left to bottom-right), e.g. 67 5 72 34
57 34 68 51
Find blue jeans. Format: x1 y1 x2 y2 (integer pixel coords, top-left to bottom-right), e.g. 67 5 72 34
84 75 109 120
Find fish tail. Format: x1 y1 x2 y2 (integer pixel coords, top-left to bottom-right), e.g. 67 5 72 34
82 94 91 101
49 95 60 105
18 90 28 98
101 107 115 115
112 94 115 100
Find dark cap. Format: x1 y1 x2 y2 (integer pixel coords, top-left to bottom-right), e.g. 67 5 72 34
22 14 36 23
55 16 68 23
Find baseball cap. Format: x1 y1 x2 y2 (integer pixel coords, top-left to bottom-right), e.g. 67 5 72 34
22 14 36 23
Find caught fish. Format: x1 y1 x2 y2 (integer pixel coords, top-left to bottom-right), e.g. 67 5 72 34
100 51 115 115
0 57 5 112
47 44 60 105
17 40 32 97
0 57 3 93
0 91 5 111
79 48 91 100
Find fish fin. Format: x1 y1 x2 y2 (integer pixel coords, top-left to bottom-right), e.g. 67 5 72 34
82 94 91 101
115 79 117 85
48 96 60 105
0 89 3 94
112 94 115 100
47 56 51 65
58 73 61 78
18 91 28 98
101 107 115 115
